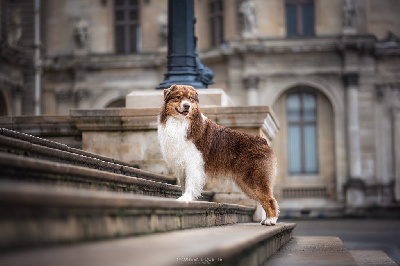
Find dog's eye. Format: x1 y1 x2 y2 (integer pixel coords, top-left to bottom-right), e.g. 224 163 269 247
188 96 192 100
176 96 181 100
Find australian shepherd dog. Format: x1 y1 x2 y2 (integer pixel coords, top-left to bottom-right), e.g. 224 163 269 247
157 84 279 225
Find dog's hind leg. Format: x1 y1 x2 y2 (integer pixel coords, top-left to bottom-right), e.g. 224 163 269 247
235 162 279 225
236 178 279 225
259 191 279 226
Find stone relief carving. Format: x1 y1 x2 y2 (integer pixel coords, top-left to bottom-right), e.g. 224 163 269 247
7 8 22 47
239 0 258 39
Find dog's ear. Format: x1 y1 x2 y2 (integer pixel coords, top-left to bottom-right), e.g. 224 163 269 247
163 88 171 101
186 86 199 103
193 91 199 103
169 84 178 91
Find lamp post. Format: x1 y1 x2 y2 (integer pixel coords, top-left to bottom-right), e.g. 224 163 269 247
156 0 214 89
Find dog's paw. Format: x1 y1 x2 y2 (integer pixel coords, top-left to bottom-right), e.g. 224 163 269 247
261 217 278 226
177 194 195 201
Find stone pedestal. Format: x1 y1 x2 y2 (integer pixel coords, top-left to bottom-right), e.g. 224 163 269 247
342 27 357 35
126 88 232 108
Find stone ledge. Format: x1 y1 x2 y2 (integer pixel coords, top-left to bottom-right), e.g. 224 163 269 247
0 181 254 250
0 222 295 266
70 106 279 132
0 116 79 137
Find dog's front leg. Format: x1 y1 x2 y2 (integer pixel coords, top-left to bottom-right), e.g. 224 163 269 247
177 161 205 201
176 169 186 195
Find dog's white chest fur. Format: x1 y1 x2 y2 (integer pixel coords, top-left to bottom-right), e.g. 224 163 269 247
157 117 204 176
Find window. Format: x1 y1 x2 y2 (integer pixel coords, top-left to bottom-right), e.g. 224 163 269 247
209 0 224 46
285 0 314 37
287 91 318 174
114 0 140 54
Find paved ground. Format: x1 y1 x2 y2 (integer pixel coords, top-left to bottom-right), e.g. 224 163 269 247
284 218 400 265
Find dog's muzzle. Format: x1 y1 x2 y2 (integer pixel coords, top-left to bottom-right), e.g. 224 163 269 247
177 101 191 116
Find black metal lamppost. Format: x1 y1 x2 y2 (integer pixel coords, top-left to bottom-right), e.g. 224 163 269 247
156 0 214 89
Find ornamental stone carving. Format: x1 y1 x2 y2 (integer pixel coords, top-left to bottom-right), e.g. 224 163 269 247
239 0 258 39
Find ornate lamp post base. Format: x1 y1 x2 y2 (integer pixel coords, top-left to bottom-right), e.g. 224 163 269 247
156 0 214 90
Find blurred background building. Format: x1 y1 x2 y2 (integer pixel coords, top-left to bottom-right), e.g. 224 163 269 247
1 0 400 216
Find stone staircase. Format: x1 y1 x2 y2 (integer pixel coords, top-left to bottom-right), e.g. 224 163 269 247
0 128 396 266
0 128 294 265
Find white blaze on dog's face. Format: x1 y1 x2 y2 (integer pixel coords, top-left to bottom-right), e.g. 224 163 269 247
163 85 199 118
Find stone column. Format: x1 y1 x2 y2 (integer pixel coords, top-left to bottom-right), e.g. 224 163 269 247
243 76 259 106
343 73 364 208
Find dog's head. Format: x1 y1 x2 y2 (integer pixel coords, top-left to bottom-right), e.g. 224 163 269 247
162 84 199 119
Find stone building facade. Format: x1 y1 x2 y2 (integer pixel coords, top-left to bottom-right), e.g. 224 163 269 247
1 0 400 215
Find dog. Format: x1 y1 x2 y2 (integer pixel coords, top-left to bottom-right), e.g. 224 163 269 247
157 84 279 225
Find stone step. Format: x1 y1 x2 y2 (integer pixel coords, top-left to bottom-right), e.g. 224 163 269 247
0 180 254 250
0 128 176 185
0 152 214 201
349 250 397 266
264 236 357 265
0 222 295 266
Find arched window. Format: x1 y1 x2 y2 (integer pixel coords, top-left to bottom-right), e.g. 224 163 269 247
287 90 318 174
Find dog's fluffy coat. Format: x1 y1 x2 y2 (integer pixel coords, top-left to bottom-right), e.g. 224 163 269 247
157 84 279 225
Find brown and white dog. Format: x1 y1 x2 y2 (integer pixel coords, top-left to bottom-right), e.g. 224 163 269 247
157 84 279 225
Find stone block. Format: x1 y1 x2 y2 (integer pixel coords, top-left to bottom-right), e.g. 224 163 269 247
125 88 232 108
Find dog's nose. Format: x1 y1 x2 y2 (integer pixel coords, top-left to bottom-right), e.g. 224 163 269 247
183 103 190 110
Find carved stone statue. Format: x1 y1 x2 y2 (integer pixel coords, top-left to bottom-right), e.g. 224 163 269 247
343 0 356 34
158 11 168 47
239 0 258 39
7 8 22 47
73 18 90 54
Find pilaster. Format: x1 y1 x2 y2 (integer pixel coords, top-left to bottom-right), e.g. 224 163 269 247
243 76 259 106
343 72 364 209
